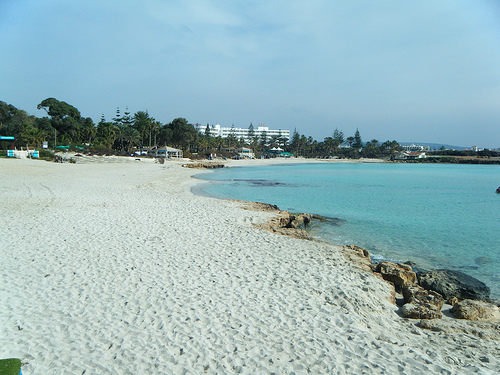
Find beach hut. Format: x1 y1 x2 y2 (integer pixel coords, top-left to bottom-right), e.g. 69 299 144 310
0 136 15 151
235 148 255 159
148 146 183 158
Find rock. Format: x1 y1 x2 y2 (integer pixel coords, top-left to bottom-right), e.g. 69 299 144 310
374 261 417 289
341 245 372 273
486 298 500 307
401 284 444 320
402 284 445 309
402 261 428 276
402 303 442 319
450 300 500 322
418 269 490 301
419 319 441 331
283 213 312 230
253 210 313 240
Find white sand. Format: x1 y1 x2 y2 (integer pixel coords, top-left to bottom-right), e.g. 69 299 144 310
0 157 498 374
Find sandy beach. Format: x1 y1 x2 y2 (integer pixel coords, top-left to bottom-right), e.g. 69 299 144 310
0 156 498 374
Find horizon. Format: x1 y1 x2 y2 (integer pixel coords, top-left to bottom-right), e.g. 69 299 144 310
1 1 499 148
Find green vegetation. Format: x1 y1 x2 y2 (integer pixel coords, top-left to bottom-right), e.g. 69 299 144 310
0 97 433 160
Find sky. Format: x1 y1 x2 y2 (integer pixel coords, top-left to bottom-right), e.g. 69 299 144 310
1 0 499 148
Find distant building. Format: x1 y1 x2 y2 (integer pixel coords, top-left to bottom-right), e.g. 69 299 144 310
195 123 290 144
235 148 255 159
148 146 183 158
401 143 430 152
395 151 426 160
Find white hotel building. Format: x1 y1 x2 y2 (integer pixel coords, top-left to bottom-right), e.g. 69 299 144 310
195 123 290 144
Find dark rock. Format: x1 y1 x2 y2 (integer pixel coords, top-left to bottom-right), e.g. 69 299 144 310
418 269 490 301
475 256 491 265
402 261 428 276
282 213 312 230
311 214 346 226
450 299 500 322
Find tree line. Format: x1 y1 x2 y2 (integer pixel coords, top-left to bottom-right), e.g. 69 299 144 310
0 98 402 158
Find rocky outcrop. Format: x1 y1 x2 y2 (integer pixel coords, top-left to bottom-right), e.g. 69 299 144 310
341 245 372 273
450 300 500 323
182 162 225 169
251 209 313 240
374 261 417 290
401 303 442 320
418 269 490 301
281 213 312 230
401 284 444 319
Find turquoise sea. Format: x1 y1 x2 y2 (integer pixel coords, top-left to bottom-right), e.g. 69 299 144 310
195 162 500 299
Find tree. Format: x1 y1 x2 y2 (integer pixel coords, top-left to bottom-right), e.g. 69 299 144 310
37 98 82 143
81 117 96 144
37 98 81 120
260 130 267 150
247 123 255 143
121 107 133 128
96 115 117 149
324 136 334 156
381 140 402 159
290 128 300 155
123 126 140 153
277 129 288 147
362 139 380 158
205 123 211 137
227 124 237 147
0 103 36 147
133 111 154 148
332 128 344 153
21 125 45 148
164 118 198 151
353 129 363 149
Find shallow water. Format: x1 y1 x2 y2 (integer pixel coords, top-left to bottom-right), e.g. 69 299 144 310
196 162 500 298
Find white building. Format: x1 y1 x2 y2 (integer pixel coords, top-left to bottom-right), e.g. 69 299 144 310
148 146 183 158
401 143 430 152
196 123 290 144
395 151 426 160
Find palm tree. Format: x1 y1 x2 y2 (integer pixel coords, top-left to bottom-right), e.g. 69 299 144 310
21 126 46 148
123 127 140 153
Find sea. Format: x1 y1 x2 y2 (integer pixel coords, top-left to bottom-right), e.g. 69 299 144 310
194 162 500 299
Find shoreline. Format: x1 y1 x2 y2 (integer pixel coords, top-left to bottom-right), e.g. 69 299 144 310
191 158 499 300
0 157 498 373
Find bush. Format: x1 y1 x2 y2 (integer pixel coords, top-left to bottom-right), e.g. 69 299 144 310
38 149 56 161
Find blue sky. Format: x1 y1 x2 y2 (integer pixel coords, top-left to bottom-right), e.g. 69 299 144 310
1 0 499 148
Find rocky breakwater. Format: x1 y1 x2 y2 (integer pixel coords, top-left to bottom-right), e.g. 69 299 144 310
182 161 225 169
257 209 313 240
373 261 499 324
373 261 444 319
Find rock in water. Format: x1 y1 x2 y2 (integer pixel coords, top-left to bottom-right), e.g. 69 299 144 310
418 269 490 301
451 300 500 322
